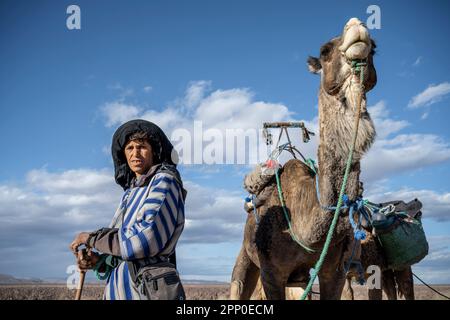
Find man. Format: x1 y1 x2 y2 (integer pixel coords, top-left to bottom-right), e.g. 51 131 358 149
70 119 186 300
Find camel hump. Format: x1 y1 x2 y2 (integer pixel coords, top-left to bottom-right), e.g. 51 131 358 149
283 159 315 178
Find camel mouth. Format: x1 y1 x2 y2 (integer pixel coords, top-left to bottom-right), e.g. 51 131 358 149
339 18 372 61
344 41 370 60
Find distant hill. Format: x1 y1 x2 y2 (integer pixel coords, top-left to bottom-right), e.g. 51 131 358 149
0 274 44 285
0 274 227 285
181 279 229 285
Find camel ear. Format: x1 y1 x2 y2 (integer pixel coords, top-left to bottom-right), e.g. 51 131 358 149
307 56 321 74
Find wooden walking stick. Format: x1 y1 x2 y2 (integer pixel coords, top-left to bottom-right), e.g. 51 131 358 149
74 246 87 300
75 270 86 300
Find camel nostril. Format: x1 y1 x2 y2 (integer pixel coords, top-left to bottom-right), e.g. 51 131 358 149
346 17 363 27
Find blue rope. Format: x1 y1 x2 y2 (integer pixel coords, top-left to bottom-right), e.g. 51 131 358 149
349 199 367 241
305 158 317 175
251 194 260 224
344 198 368 285
245 195 260 224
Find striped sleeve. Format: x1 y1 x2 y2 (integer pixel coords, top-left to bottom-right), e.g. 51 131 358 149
118 173 182 260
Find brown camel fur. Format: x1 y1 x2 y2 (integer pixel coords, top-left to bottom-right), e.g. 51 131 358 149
230 18 378 300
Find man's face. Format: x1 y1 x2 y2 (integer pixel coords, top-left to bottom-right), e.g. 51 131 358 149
124 139 154 178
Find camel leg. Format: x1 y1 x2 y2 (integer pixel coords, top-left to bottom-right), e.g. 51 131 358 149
253 279 310 300
368 285 383 300
318 241 348 300
230 246 260 300
366 269 384 300
259 261 286 300
250 278 265 300
394 267 415 300
286 286 305 300
317 250 347 300
341 278 355 300
380 269 397 300
318 269 347 300
286 283 311 300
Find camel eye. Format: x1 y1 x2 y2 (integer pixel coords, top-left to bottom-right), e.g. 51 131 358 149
320 47 329 57
320 43 333 59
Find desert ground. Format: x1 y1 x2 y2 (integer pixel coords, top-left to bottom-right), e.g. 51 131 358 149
0 284 449 300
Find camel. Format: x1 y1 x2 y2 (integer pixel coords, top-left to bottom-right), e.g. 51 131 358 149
231 18 416 301
230 17 378 300
308 17 414 300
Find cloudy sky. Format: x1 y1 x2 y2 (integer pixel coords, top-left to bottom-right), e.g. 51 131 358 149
1 0 450 286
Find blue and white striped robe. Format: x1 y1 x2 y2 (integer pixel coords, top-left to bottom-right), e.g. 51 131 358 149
103 172 185 300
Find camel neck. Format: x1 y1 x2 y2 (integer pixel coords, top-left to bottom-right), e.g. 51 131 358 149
289 86 375 245
316 88 364 207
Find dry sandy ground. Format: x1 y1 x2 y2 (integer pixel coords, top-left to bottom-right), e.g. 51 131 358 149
0 284 449 300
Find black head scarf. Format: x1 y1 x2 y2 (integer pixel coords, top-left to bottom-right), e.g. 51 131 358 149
111 119 178 190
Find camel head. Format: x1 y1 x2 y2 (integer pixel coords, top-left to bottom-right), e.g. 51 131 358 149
307 18 377 160
307 18 377 110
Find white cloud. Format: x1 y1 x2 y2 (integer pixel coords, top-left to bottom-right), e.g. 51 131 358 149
143 86 153 93
97 84 450 193
0 167 123 277
183 180 244 223
367 101 409 139
413 236 450 284
1 168 246 236
360 100 450 183
421 111 430 120
0 166 248 279
362 133 450 183
99 84 450 179
176 245 237 282
99 81 296 165
140 107 185 133
101 81 292 132
413 56 422 67
195 88 291 130
101 102 141 127
185 80 211 109
408 82 450 109
26 168 113 193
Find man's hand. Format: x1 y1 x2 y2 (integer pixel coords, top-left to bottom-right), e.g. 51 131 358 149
77 249 100 271
70 232 91 254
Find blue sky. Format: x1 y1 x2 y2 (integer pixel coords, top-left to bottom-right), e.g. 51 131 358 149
1 0 450 288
